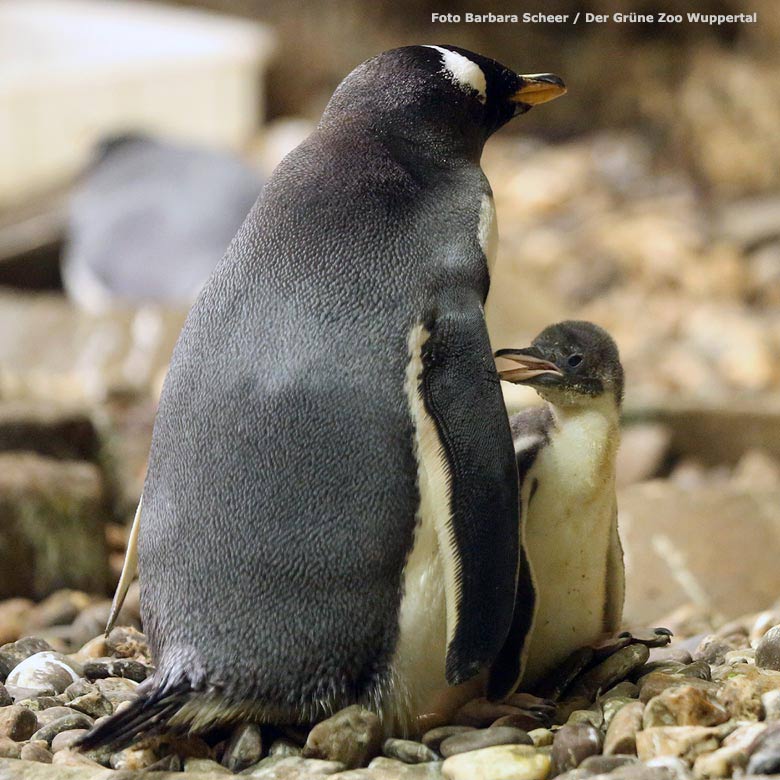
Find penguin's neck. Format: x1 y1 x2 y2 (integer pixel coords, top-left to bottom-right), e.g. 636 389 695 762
544 394 621 488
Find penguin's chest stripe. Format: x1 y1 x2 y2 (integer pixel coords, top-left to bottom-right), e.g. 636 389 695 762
403 324 460 649
477 195 498 275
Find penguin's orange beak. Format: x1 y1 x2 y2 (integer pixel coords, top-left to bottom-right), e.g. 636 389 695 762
495 347 564 383
510 74 567 106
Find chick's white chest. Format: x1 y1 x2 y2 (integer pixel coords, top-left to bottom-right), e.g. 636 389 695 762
521 404 619 684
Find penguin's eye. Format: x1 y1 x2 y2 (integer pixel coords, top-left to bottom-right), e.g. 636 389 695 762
567 354 583 368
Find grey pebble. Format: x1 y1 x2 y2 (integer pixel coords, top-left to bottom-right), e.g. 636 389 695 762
83 657 153 682
600 681 639 701
0 684 11 707
0 736 22 758
0 637 52 680
64 679 97 699
35 705 83 727
186 757 231 773
648 646 693 665
569 644 650 700
746 723 780 775
13 696 59 711
5 651 82 697
223 722 264 772
51 728 89 752
0 704 38 740
421 725 475 752
756 626 780 672
30 712 94 744
69 690 113 719
579 754 638 773
762 689 780 721
552 722 602 774
383 737 438 763
440 726 532 758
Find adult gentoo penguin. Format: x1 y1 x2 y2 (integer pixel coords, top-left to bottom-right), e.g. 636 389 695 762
81 45 566 749
491 321 625 694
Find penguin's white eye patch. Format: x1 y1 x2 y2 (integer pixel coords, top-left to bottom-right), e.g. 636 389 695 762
424 45 487 104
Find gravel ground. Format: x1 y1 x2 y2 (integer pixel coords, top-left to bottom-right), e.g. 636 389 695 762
1 594 780 778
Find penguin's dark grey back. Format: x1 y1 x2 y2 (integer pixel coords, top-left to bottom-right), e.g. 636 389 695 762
140 107 490 713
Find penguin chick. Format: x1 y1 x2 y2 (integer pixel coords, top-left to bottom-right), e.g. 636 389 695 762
79 45 566 751
489 320 625 695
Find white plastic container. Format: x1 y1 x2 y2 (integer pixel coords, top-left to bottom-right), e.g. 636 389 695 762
0 0 275 208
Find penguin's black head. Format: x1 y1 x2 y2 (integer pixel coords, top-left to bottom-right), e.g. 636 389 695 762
495 321 624 407
320 46 565 159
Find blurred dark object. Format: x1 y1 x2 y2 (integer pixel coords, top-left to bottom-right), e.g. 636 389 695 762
62 135 264 312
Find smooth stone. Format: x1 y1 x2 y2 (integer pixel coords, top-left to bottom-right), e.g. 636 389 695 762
383 738 438 764
71 636 107 662
242 755 346 777
649 647 694 665
68 690 112 719
566 707 604 730
762 688 780 720
639 673 719 704
693 635 740 666
441 744 550 780
602 697 635 729
82 657 152 682
724 648 755 665
338 758 443 779
35 706 83 727
569 644 650 700
13 697 58 711
601 681 640 700
5 652 82 696
755 626 780 671
52 748 112 768
718 664 780 720
636 725 731 763
0 736 22 758
185 756 232 773
268 737 303 757
579 754 637 773
0 637 52 679
110 745 158 770
422 726 475 752
452 699 523 728
746 723 780 775
440 726 532 758
552 723 601 773
604 701 644 756
693 743 748 778
30 712 94 744
50 728 89 752
0 685 10 707
303 705 382 769
64 679 96 699
643 685 729 728
645 756 695 780
20 739 53 763
491 713 546 731
528 728 554 747
223 723 264 772
0 704 37 740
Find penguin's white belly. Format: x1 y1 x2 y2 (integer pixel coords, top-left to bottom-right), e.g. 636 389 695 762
520 410 618 685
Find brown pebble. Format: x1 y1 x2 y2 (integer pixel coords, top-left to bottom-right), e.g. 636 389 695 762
20 740 53 763
604 701 644 755
303 705 382 769
421 725 475 752
756 626 780 671
440 726 533 758
452 698 520 727
552 722 602 774
0 705 38 741
0 736 22 759
491 712 545 731
51 728 89 752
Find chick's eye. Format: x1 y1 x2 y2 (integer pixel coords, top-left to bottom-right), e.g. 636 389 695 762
567 354 583 368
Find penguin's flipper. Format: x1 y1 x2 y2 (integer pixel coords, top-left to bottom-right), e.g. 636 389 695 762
412 307 521 686
105 495 142 636
603 503 625 632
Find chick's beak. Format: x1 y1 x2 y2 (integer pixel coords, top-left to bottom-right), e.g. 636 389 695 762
510 73 567 106
495 347 564 384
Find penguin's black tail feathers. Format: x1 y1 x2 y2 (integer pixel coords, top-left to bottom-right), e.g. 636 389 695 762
77 680 192 752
